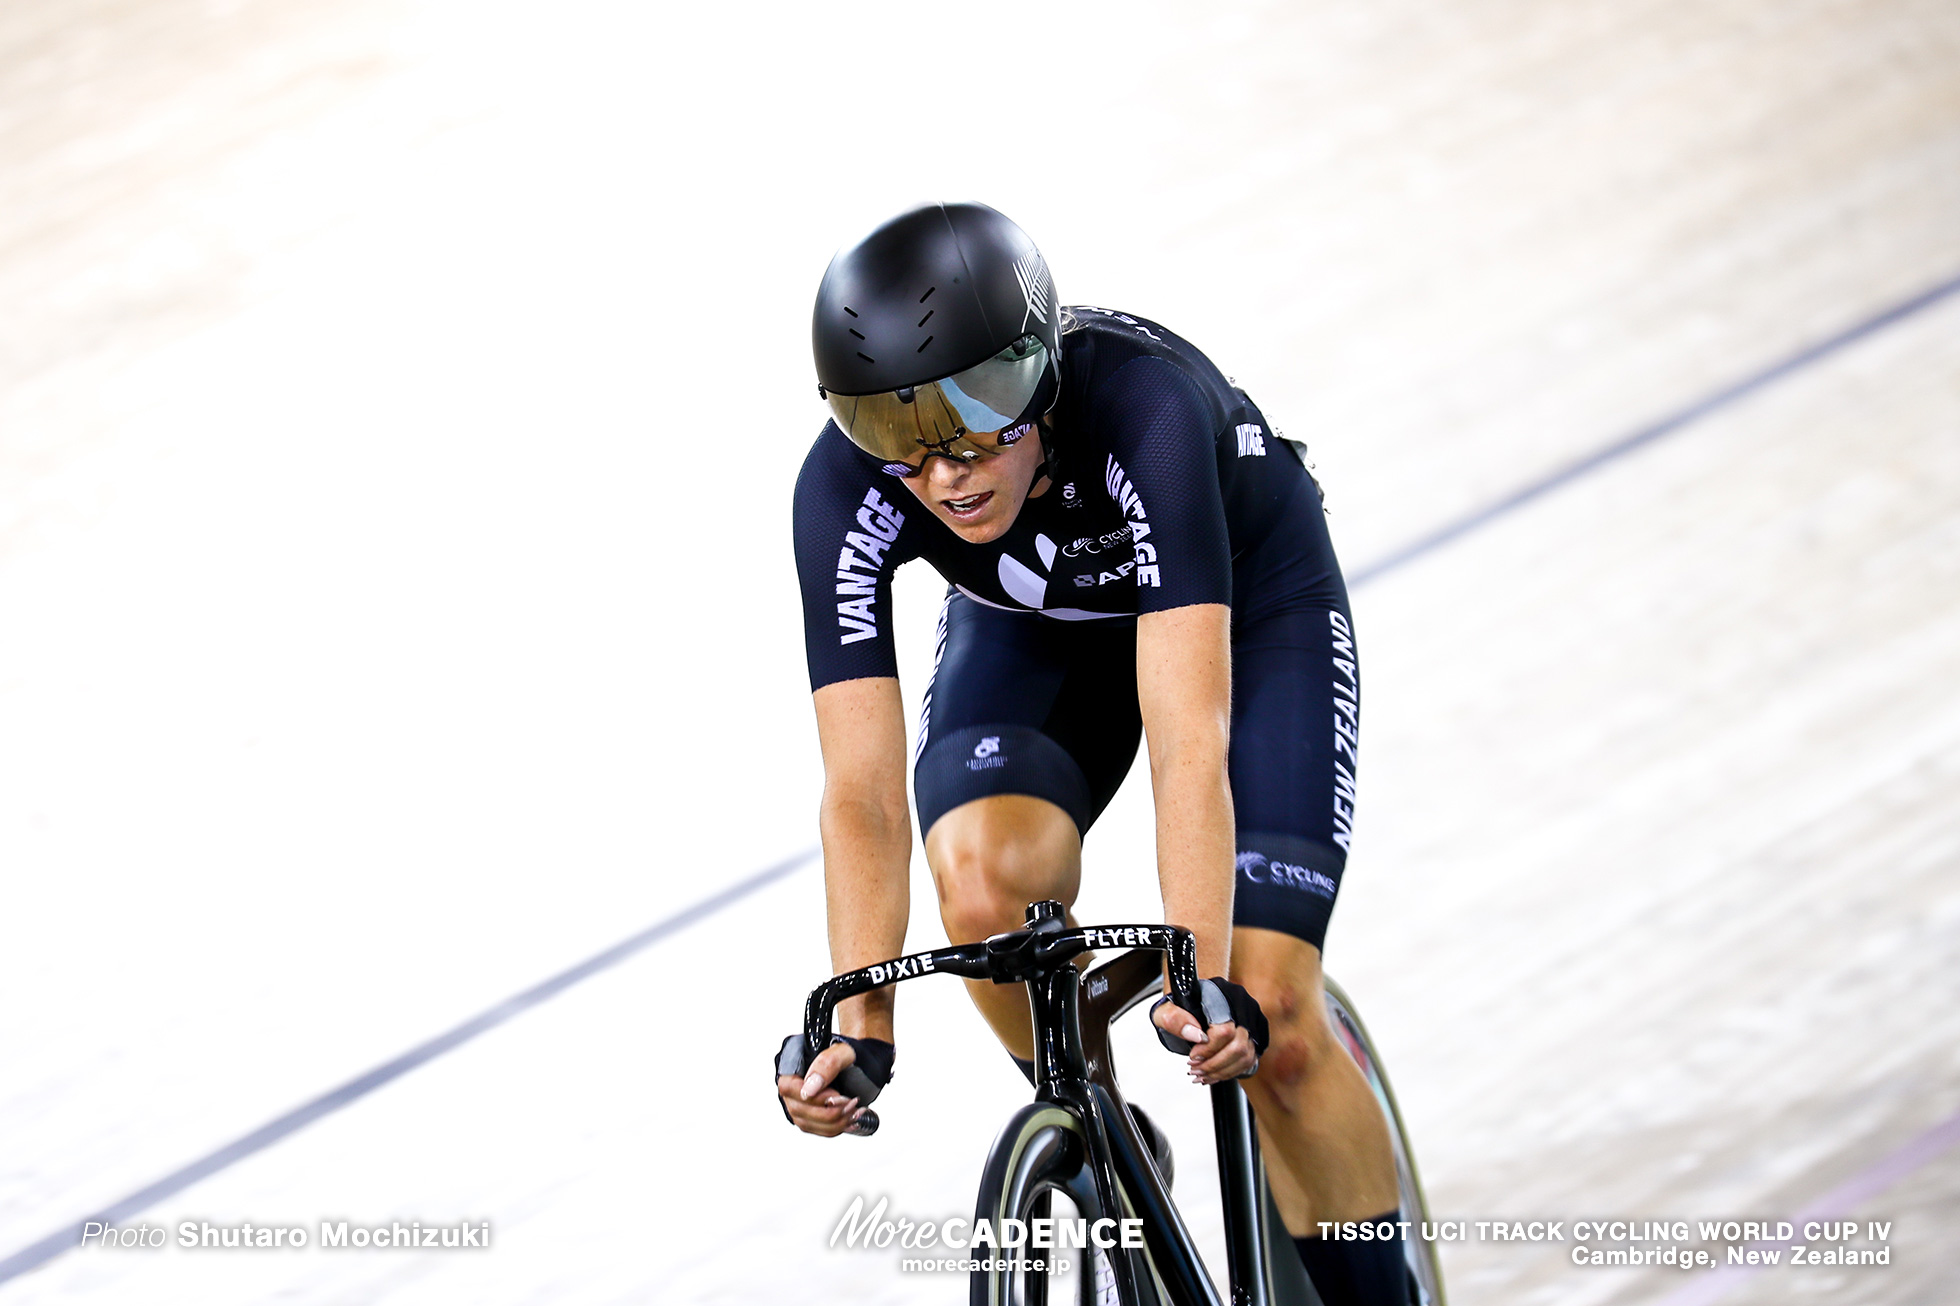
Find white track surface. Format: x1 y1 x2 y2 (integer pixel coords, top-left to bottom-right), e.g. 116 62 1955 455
2 3 1956 1303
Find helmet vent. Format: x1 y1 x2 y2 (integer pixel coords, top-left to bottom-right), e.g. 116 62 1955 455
857 351 875 363
916 336 934 353
843 306 859 317
848 328 865 340
917 310 934 327
918 287 936 303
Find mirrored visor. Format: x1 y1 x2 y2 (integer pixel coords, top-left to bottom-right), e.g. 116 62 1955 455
826 335 1049 464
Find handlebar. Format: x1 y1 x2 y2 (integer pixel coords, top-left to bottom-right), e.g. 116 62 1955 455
795 900 1206 1127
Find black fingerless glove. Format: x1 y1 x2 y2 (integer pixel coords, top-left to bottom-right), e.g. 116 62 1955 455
774 1034 896 1122
1151 978 1271 1064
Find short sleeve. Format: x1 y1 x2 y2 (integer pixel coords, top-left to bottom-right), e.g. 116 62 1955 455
793 424 919 690
1094 358 1232 613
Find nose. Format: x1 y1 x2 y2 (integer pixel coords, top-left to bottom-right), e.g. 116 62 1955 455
923 454 973 492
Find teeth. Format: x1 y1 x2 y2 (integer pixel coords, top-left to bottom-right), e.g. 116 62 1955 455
948 494 983 511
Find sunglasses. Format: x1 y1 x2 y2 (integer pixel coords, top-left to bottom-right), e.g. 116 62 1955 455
874 420 1037 478
823 335 1050 477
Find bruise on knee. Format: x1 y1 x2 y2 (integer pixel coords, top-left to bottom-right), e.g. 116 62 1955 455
1238 979 1336 1106
1243 1033 1303 1113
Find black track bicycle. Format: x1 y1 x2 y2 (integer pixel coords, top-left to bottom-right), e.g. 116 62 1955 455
791 900 1446 1305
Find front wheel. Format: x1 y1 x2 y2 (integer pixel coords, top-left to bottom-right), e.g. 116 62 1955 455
1323 978 1446 1306
969 1102 1164 1306
970 1102 1087 1306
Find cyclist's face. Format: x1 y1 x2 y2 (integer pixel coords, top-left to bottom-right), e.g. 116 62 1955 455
897 423 1048 544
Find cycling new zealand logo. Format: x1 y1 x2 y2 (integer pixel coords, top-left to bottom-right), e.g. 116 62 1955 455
967 736 1006 772
1235 851 1336 899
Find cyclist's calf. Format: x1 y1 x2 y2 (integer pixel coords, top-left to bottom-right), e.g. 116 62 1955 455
1231 926 1402 1231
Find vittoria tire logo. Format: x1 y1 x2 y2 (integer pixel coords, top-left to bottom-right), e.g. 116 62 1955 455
974 736 1000 759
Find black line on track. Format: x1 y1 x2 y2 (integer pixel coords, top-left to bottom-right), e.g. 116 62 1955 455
5 269 1958 1290
0 847 816 1287
1348 270 1960 586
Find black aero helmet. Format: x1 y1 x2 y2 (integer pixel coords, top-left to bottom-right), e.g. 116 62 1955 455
814 202 1060 472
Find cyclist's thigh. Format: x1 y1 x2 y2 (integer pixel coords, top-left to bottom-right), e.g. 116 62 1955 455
1228 606 1361 953
1037 615 1143 829
912 590 1141 839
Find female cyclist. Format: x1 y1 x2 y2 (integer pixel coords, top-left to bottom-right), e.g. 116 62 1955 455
773 202 1407 1305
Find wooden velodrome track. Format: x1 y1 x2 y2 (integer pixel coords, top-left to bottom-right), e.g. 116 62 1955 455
0 2 1954 1303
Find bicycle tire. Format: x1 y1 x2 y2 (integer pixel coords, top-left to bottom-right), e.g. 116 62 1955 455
969 1101 1167 1306
1323 978 1447 1306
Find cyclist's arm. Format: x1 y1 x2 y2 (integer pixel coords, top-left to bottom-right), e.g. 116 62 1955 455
1136 602 1235 980
1139 602 1260 1083
1098 359 1235 964
813 675 912 1043
784 434 920 1129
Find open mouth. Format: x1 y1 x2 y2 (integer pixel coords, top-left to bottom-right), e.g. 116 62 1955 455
942 490 993 521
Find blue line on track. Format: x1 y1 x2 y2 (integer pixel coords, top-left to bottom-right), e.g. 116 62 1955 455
1348 270 1960 586
5 268 1958 1291
0 847 816 1287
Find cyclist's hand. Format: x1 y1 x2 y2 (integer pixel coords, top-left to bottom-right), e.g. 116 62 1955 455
773 1034 893 1137
1152 978 1270 1085
1152 1002 1257 1084
776 1040 867 1137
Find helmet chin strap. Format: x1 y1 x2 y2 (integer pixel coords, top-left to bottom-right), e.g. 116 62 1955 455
1036 415 1063 489
1019 421 1060 500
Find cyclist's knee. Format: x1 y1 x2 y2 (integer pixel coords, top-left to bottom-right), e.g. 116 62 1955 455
936 866 1031 944
927 795 1080 943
